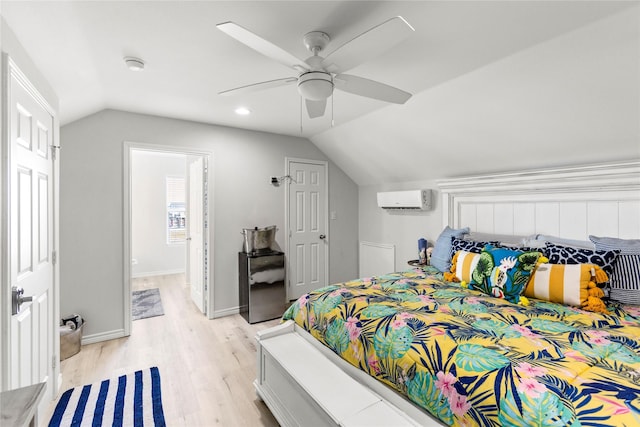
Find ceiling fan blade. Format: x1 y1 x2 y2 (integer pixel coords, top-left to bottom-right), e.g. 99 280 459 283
219 77 297 96
321 16 415 74
334 74 412 104
305 99 327 119
217 22 309 72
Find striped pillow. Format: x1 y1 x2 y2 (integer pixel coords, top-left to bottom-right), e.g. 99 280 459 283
447 250 481 283
589 236 640 305
525 263 609 313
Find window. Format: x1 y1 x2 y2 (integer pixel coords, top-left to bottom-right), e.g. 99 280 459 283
167 176 186 244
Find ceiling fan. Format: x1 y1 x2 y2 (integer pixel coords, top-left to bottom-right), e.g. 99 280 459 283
217 17 415 119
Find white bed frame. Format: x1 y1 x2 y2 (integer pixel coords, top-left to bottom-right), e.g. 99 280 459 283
255 161 640 427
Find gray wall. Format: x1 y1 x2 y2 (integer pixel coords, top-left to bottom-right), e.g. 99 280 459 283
60 109 358 339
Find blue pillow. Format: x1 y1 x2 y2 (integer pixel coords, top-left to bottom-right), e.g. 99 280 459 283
431 226 470 272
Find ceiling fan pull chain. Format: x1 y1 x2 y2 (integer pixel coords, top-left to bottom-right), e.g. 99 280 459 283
300 95 303 134
331 94 335 127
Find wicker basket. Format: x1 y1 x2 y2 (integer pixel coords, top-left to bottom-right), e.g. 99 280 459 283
60 323 83 360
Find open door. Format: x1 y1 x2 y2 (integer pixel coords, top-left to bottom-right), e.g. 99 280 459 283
187 156 205 313
3 58 59 414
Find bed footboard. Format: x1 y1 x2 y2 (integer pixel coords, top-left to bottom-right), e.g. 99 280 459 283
254 320 441 427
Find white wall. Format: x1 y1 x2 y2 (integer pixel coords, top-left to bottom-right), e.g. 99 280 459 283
350 6 640 274
131 150 186 277
359 180 443 273
60 109 358 339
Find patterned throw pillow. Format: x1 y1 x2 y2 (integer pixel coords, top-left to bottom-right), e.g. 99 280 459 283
447 250 481 283
589 236 640 305
525 263 609 313
431 226 470 273
450 237 500 259
470 245 541 304
543 242 620 276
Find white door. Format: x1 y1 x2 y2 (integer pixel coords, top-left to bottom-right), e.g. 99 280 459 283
287 160 328 300
188 157 205 313
6 62 56 408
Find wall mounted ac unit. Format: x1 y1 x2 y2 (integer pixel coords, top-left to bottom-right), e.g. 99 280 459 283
377 190 431 210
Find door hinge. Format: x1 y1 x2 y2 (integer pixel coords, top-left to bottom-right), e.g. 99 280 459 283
51 145 60 160
52 355 57 369
52 250 57 265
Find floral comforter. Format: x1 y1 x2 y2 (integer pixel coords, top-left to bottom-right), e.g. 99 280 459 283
283 267 640 427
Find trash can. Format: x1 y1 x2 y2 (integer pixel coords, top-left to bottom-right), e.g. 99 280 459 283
60 314 84 361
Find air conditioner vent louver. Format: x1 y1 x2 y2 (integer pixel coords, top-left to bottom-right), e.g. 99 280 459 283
377 190 431 210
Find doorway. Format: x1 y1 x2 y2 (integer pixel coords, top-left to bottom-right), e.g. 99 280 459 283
131 151 187 280
123 143 212 336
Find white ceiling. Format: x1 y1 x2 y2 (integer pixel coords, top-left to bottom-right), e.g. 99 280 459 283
2 1 638 185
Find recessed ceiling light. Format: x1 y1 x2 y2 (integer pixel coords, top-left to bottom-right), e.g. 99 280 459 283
124 57 145 71
235 107 251 115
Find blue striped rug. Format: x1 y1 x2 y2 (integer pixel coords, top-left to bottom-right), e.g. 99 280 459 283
49 367 166 427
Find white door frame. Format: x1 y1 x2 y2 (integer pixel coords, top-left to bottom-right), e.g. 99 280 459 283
284 157 329 300
0 55 60 396
123 142 214 335
187 156 205 313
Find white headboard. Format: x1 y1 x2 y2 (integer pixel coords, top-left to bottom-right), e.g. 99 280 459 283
438 161 640 240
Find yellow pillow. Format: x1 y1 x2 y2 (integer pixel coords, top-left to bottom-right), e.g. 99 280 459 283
524 263 609 313
444 250 481 283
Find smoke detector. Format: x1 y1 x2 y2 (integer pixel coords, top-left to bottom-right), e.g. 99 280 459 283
124 57 145 71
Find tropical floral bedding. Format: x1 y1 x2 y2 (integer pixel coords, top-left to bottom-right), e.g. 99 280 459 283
283 266 640 427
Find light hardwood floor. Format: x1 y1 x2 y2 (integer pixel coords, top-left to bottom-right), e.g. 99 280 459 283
44 274 280 426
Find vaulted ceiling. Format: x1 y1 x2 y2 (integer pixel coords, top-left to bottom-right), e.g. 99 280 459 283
2 1 638 185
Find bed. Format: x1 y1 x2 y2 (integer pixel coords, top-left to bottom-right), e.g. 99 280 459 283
255 161 640 427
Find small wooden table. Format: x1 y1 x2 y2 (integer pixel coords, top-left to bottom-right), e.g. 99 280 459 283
0 382 46 427
407 259 428 267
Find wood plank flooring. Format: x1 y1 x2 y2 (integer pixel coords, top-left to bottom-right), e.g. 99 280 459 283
44 274 280 426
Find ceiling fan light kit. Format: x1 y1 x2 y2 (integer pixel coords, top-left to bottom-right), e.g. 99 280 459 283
217 16 414 120
297 72 333 101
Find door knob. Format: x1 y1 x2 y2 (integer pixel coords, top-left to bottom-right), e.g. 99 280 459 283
319 234 326 240
12 286 33 315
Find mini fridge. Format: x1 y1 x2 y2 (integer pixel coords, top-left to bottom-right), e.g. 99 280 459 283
239 251 286 323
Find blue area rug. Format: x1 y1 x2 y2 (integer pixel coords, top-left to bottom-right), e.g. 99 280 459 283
132 288 164 321
48 367 166 427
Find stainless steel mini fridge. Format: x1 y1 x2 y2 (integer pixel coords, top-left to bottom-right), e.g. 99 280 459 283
239 251 286 323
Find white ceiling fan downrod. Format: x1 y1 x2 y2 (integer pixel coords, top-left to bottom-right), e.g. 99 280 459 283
298 31 334 101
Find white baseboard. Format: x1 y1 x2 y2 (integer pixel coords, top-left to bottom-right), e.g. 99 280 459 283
131 269 185 279
212 306 239 318
81 328 126 345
